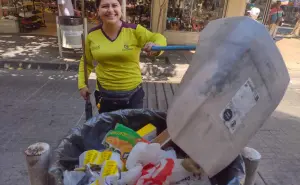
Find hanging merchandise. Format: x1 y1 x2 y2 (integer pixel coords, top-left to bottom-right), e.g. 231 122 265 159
166 0 226 32
126 0 152 29
0 0 19 20
44 0 58 14
84 0 100 24
0 0 20 33
18 0 46 32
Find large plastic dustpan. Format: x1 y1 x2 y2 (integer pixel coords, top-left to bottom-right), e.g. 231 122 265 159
166 17 290 177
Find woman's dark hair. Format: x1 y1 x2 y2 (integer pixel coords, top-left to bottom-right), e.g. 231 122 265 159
96 0 122 8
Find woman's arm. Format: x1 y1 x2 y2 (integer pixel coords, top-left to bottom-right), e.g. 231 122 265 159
78 36 94 90
135 25 167 56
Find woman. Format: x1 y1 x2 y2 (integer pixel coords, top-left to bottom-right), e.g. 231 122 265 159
78 0 167 113
268 1 283 39
291 10 300 36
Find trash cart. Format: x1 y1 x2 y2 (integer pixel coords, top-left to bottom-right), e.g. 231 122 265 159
49 109 245 185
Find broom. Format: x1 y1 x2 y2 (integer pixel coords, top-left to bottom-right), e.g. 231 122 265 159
81 34 93 121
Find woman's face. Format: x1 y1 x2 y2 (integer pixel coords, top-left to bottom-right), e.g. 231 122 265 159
98 0 122 24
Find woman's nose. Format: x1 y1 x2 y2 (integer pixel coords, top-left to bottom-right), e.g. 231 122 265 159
107 6 114 13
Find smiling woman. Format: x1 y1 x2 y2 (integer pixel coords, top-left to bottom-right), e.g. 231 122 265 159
96 0 123 24
78 0 167 113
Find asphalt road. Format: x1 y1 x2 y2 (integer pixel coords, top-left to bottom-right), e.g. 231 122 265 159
0 69 88 185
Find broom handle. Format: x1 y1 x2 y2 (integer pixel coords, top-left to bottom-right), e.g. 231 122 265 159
81 34 90 102
151 45 196 51
81 34 89 88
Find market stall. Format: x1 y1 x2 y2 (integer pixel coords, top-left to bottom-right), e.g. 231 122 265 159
160 0 227 44
18 0 46 32
166 0 226 32
126 0 152 29
0 0 48 33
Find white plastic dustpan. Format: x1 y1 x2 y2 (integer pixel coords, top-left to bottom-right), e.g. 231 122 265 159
166 17 290 177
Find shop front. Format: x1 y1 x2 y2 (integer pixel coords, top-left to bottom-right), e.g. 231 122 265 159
85 0 153 30
0 0 58 35
151 0 248 44
0 0 250 44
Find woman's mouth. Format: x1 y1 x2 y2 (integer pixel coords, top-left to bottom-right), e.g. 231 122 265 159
105 14 118 19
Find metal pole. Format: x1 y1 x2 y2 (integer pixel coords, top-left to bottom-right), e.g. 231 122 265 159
242 147 261 185
122 0 126 21
24 142 51 185
0 0 3 18
81 0 84 18
84 17 87 39
56 16 63 57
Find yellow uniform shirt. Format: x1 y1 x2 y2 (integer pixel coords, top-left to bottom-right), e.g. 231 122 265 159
78 22 167 91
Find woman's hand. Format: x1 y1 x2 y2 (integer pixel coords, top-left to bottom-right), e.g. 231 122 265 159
80 87 90 100
143 42 160 56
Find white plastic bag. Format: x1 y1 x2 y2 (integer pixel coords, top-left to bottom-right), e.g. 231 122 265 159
134 158 211 185
163 148 177 160
136 158 175 185
169 159 211 185
63 171 85 185
118 165 143 185
126 142 165 170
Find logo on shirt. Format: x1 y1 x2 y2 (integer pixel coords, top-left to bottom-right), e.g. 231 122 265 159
91 44 101 50
122 44 133 51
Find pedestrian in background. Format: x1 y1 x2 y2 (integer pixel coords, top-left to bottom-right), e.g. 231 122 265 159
78 0 167 113
268 1 284 39
291 10 300 36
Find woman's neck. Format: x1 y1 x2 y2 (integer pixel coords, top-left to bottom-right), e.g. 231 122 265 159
102 21 122 35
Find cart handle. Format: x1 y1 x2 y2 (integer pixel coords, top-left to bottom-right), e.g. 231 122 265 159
151 45 196 51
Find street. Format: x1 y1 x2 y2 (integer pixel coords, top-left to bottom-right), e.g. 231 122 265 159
0 69 85 184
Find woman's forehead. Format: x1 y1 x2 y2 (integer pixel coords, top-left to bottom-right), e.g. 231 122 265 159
100 0 120 5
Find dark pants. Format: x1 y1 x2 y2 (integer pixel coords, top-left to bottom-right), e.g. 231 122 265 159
94 87 145 114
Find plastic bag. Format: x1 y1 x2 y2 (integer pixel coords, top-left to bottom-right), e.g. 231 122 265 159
102 123 148 164
89 160 120 185
78 150 123 171
118 165 143 185
48 109 245 185
135 158 211 185
136 158 175 185
63 171 85 185
126 142 166 170
209 155 245 185
169 159 205 184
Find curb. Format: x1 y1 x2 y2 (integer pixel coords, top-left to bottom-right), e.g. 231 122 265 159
0 60 79 71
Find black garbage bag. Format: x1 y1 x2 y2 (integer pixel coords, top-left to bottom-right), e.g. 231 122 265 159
49 109 245 185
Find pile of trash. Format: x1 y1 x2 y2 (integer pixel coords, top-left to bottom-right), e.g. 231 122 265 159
63 123 210 185
49 109 245 185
